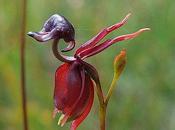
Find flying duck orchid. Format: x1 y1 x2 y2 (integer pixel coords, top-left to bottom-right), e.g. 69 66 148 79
27 13 149 130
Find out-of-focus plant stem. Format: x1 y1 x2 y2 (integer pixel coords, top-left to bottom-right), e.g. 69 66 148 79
20 0 28 130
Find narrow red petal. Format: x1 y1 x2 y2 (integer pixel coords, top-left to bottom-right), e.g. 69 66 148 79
79 28 150 59
70 81 94 130
75 13 131 55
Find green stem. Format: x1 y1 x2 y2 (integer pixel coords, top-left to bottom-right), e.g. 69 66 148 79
20 0 28 130
105 73 119 105
99 73 119 130
97 73 120 130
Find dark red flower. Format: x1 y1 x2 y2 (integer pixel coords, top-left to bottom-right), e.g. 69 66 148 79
28 13 149 130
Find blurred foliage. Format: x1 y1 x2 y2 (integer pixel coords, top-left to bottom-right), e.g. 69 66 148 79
0 0 175 130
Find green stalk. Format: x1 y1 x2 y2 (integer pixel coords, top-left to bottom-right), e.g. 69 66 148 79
105 73 119 105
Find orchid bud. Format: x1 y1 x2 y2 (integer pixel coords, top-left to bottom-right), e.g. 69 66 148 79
105 50 127 104
113 49 126 77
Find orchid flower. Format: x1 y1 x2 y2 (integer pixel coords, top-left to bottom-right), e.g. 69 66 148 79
28 13 149 130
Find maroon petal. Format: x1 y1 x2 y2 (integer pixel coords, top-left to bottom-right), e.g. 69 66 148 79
54 61 93 125
78 28 150 59
77 58 104 104
75 13 131 55
70 81 94 130
60 68 88 121
60 71 93 127
54 62 82 112
67 69 90 120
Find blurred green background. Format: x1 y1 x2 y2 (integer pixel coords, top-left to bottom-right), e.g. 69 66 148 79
0 0 175 130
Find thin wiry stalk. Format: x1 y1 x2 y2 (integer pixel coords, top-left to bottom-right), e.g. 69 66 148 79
20 0 28 130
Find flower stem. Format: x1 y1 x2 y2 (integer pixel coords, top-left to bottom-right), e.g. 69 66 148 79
98 73 119 130
20 0 28 130
99 104 107 130
98 73 118 130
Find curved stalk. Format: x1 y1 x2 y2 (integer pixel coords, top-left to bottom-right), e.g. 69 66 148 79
52 39 76 62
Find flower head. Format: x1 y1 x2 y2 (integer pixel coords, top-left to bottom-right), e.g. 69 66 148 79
28 13 149 130
27 14 75 52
